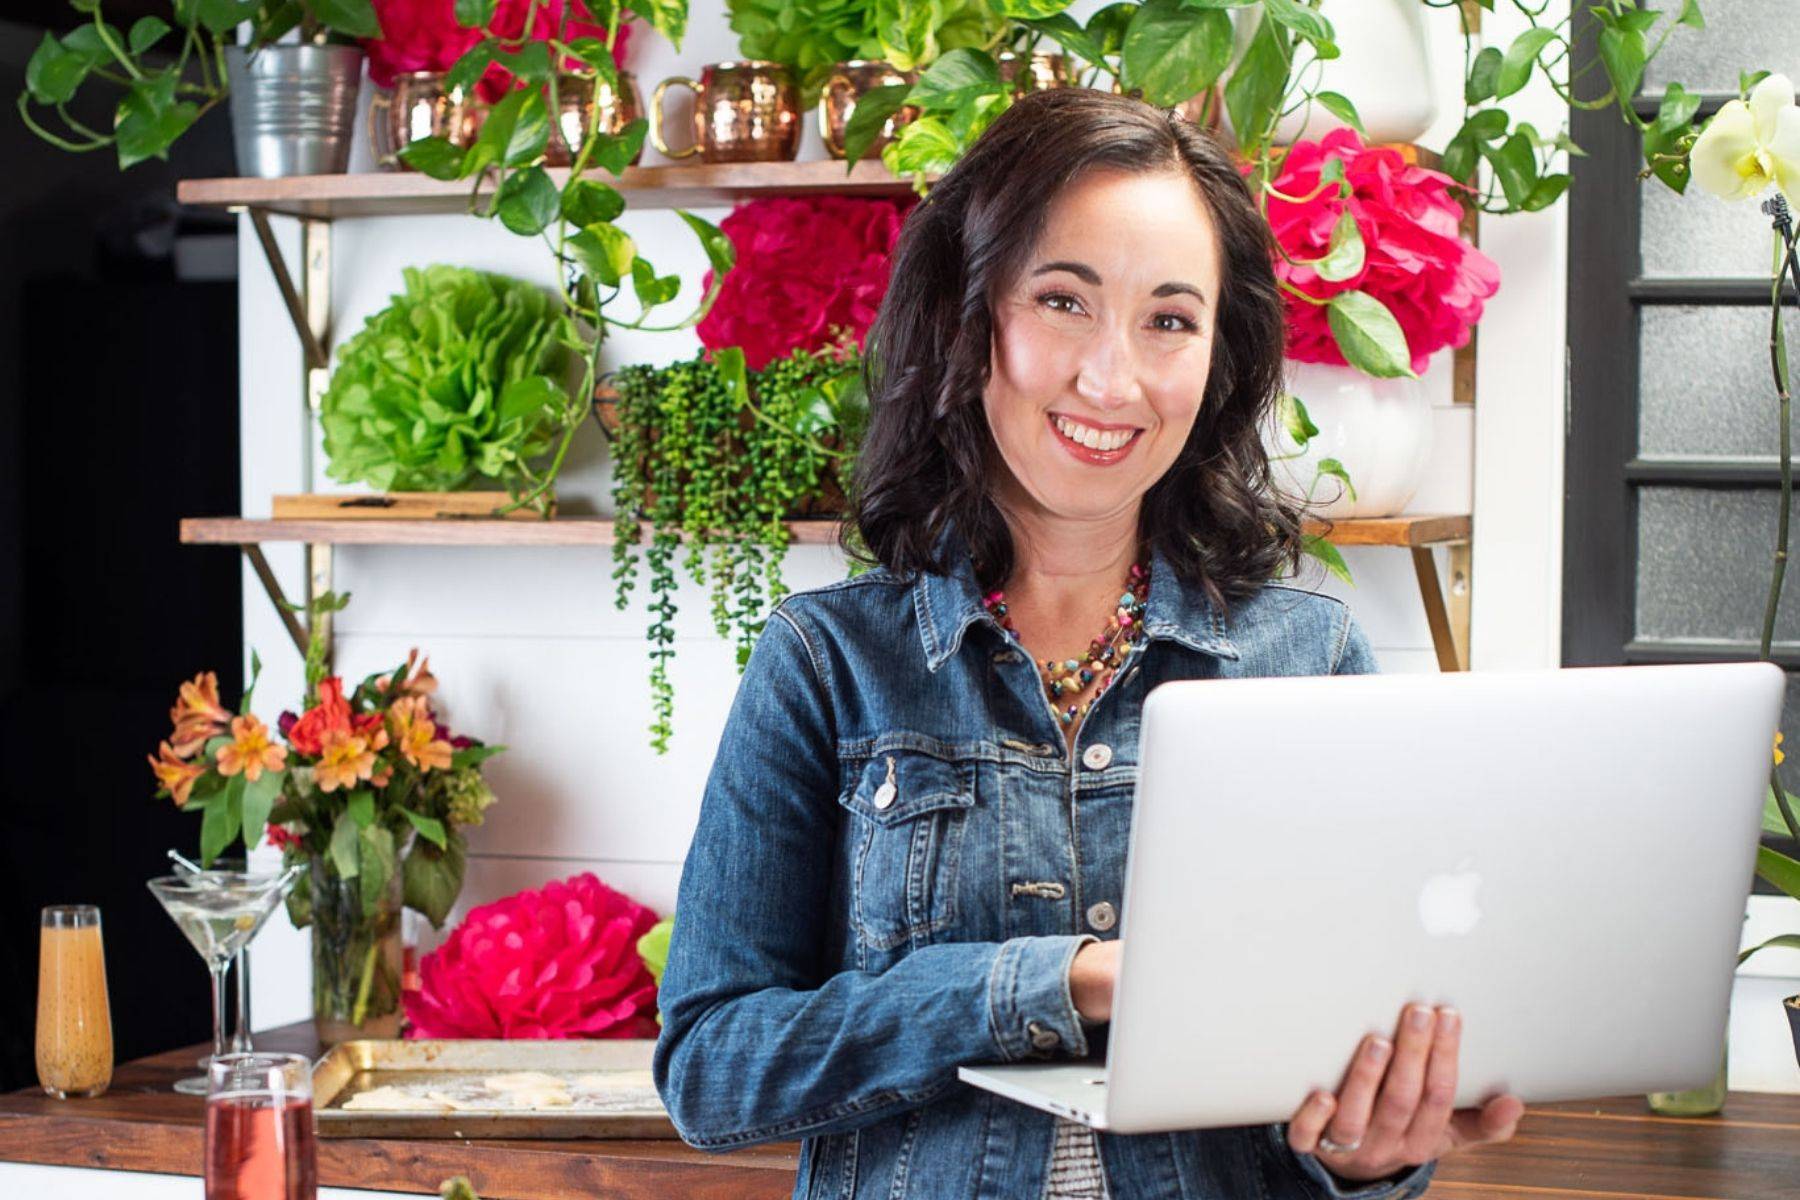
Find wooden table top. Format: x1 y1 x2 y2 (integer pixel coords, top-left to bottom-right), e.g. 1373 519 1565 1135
1 1023 1796 1199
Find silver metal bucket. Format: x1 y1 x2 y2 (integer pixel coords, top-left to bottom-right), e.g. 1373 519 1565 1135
225 45 364 177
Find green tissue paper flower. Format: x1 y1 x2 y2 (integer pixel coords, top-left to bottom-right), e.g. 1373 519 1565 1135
320 265 574 493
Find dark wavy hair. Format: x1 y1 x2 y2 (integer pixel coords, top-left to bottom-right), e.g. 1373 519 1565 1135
843 86 1307 615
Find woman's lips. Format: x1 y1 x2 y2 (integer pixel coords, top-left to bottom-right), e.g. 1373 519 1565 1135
1048 413 1143 465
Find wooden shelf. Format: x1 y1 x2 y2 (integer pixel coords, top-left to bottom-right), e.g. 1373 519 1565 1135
180 513 1469 548
177 160 922 219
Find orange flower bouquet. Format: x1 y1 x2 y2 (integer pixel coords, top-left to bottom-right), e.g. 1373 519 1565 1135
150 645 504 1044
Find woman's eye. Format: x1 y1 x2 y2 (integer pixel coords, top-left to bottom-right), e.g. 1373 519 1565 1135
1039 291 1081 314
1153 312 1199 334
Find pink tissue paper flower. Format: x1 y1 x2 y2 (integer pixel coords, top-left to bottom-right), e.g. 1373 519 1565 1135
1260 128 1500 375
366 0 634 100
697 194 916 371
404 872 663 1039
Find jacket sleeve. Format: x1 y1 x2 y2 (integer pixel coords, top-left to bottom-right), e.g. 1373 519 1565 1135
1265 600 1437 1197
651 601 1101 1150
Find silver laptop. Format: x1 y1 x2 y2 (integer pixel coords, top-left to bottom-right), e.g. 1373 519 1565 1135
958 661 1784 1134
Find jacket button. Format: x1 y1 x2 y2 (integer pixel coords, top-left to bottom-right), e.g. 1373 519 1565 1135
1082 743 1113 770
1086 901 1116 932
872 782 896 809
1028 1021 1061 1050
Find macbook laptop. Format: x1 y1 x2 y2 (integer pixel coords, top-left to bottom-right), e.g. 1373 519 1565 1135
957 661 1785 1134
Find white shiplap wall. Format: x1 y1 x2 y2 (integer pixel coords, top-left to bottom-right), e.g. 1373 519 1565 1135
233 0 1800 1094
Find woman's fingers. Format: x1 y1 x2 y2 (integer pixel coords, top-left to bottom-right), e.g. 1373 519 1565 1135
1447 1092 1527 1151
1360 1004 1437 1150
1399 1007 1460 1160
1284 1086 1339 1152
1290 1029 1392 1154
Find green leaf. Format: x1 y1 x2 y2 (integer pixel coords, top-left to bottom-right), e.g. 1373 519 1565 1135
1677 0 1704 29
505 93 550 165
115 74 197 169
494 41 552 88
568 221 636 286
1262 0 1334 48
588 118 646 174
199 794 234 867
1495 26 1556 100
329 809 361 879
239 769 283 853
494 165 558 235
1595 18 1647 103
396 135 466 181
995 0 1074 17
400 807 449 850
128 16 172 53
677 210 734 276
1280 393 1318 445
1314 456 1357 502
403 828 467 928
347 788 375 829
1740 932 1800 967
307 0 378 39
1755 845 1800 903
908 47 1003 112
1223 11 1289 156
1763 784 1800 837
445 39 497 94
1315 209 1364 283
24 34 88 106
1482 130 1537 209
623 0 685 51
450 743 506 770
453 0 495 28
840 83 912 166
631 257 681 308
1326 291 1415 379
1121 0 1233 108
358 824 396 918
637 914 673 983
1312 90 1361 133
197 0 258 34
561 178 623 227
1017 14 1104 69
1302 532 1353 586
1522 172 1570 211
1465 45 1502 104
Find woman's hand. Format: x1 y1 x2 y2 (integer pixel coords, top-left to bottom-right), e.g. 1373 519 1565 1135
1285 1003 1525 1184
1069 939 1120 1021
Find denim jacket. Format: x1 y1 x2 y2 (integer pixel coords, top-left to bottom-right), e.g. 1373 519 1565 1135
653 519 1439 1200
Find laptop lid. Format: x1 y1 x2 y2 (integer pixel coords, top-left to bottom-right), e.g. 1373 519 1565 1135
1099 661 1782 1134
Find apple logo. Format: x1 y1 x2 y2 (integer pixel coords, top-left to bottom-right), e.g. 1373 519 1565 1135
1418 857 1482 936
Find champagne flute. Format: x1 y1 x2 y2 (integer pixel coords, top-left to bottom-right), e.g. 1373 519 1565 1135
147 872 295 1095
205 1051 317 1200
36 906 113 1098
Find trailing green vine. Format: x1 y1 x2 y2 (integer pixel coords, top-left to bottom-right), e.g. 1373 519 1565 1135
609 337 864 751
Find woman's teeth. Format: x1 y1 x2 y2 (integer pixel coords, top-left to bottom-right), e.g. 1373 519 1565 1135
1054 415 1136 452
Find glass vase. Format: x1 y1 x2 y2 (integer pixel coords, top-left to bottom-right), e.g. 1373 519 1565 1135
1647 1037 1727 1116
309 853 404 1045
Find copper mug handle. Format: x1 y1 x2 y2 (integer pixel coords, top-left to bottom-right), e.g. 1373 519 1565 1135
650 75 701 159
368 89 395 168
818 72 852 158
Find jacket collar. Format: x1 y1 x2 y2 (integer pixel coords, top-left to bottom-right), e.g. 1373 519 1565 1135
912 518 1241 673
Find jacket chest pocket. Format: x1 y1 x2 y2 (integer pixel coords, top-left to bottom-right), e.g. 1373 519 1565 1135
838 750 976 953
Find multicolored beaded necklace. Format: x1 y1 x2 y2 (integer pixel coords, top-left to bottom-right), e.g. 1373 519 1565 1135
980 556 1151 728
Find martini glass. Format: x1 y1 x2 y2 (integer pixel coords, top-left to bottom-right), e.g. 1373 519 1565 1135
147 871 296 1096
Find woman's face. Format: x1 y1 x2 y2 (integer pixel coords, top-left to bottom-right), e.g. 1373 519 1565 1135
983 166 1223 528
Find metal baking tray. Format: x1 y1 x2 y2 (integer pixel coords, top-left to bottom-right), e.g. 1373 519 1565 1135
311 1038 679 1139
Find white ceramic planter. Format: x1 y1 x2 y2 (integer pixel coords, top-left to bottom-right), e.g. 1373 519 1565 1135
1229 1 1438 146
1266 360 1432 519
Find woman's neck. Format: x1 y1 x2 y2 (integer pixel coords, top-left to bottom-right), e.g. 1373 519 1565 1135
997 503 1142 620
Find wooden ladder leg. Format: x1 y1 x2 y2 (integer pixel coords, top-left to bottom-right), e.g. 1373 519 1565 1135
1411 544 1469 672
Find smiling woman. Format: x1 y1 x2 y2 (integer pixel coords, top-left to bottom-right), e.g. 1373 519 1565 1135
652 87 1519 1200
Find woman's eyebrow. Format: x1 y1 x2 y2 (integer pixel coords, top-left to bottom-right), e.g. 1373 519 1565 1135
1031 260 1207 305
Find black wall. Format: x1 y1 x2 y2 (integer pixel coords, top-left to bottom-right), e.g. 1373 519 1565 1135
0 13 245 1089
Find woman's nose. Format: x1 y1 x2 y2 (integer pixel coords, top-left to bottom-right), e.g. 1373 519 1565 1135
1075 324 1141 409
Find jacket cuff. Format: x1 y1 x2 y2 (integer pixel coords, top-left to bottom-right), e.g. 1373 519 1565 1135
1272 1124 1438 1198
987 934 1100 1061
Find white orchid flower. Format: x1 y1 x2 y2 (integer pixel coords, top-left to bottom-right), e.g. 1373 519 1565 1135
1691 73 1800 203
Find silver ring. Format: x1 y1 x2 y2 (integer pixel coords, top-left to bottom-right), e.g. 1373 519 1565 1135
1317 1132 1362 1155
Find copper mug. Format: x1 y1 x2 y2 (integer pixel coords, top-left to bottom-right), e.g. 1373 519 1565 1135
650 61 801 164
996 51 1071 96
369 71 478 169
546 71 645 167
818 60 917 160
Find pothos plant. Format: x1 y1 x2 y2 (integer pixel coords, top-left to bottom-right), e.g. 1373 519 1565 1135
19 0 379 168
394 0 733 515
608 338 866 752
